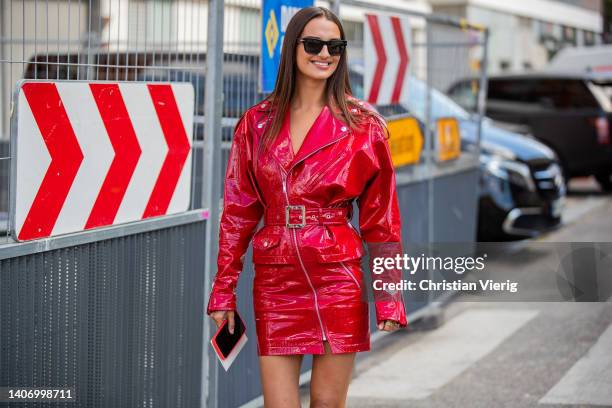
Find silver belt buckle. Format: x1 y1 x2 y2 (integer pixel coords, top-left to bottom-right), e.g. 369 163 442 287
286 205 306 228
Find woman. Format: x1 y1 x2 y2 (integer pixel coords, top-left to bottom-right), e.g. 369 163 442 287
207 6 407 407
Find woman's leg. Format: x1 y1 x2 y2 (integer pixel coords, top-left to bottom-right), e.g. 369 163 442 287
259 354 305 408
309 341 356 408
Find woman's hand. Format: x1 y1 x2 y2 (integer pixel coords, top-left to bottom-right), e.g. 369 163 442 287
210 310 236 334
377 319 401 332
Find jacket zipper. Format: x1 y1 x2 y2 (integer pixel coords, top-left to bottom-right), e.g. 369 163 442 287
281 170 329 343
340 261 361 289
279 129 350 345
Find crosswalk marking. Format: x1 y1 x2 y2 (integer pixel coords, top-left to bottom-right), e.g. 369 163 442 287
348 309 539 400
539 322 612 406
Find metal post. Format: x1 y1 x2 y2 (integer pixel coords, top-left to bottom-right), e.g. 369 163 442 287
331 0 341 15
86 0 102 81
0 1 5 137
476 28 489 159
425 19 440 319
202 0 224 407
425 20 435 309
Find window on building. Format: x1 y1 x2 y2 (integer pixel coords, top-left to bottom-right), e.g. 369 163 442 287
562 25 577 46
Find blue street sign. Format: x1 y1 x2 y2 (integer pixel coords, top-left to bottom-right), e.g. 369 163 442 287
260 0 314 93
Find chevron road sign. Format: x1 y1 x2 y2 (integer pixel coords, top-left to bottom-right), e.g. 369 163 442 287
12 81 195 242
364 13 413 105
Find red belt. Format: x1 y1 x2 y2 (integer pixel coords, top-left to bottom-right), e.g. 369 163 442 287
264 205 351 228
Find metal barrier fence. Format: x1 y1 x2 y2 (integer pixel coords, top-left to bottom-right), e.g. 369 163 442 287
0 1 215 407
0 219 207 408
0 1 487 407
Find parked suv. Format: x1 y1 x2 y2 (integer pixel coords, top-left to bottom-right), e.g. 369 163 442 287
349 66 566 240
446 73 612 190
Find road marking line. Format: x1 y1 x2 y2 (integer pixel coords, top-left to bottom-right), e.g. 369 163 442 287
347 309 539 400
539 322 612 406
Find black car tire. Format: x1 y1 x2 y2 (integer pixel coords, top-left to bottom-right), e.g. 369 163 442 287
595 171 612 192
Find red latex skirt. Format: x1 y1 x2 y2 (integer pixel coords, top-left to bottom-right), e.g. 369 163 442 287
252 258 371 355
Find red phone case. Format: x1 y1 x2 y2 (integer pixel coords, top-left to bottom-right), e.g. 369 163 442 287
211 315 245 361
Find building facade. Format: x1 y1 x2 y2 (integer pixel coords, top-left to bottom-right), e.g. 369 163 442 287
428 0 603 74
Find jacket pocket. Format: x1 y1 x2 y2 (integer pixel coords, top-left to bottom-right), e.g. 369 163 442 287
252 232 285 264
311 224 365 263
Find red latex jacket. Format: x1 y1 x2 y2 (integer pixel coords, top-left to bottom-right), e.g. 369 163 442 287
206 99 408 328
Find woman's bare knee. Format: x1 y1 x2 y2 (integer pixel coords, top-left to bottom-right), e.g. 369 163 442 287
259 354 304 408
309 341 355 408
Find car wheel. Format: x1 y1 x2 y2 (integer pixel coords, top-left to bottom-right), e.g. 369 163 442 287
595 171 612 192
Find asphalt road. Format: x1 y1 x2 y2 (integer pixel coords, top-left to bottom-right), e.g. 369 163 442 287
299 176 612 408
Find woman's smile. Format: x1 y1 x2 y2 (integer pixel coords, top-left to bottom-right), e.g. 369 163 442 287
311 60 333 70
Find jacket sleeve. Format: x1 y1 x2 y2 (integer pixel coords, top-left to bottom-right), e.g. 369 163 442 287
206 112 264 315
357 118 408 328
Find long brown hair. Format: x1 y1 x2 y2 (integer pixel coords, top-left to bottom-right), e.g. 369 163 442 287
257 6 387 159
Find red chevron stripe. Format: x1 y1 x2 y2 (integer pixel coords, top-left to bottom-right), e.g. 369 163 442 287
143 84 191 218
19 83 84 240
367 14 387 104
85 84 142 229
391 16 409 103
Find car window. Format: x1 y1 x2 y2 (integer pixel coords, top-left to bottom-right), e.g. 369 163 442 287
349 71 365 101
447 80 478 112
376 104 410 117
599 84 612 102
24 54 81 80
404 76 471 121
347 68 470 121
588 81 612 111
24 52 262 117
536 79 599 109
489 79 535 103
489 78 600 111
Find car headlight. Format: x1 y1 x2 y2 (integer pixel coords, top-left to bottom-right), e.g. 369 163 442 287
481 155 536 192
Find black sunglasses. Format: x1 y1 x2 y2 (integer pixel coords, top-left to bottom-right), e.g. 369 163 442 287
298 37 347 56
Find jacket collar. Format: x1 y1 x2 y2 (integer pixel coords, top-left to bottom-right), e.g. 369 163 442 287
256 103 351 172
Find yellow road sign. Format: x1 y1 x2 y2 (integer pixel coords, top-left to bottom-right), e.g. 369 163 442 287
436 118 461 162
387 117 424 167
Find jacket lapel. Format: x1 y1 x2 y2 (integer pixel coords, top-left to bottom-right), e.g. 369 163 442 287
259 104 350 173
